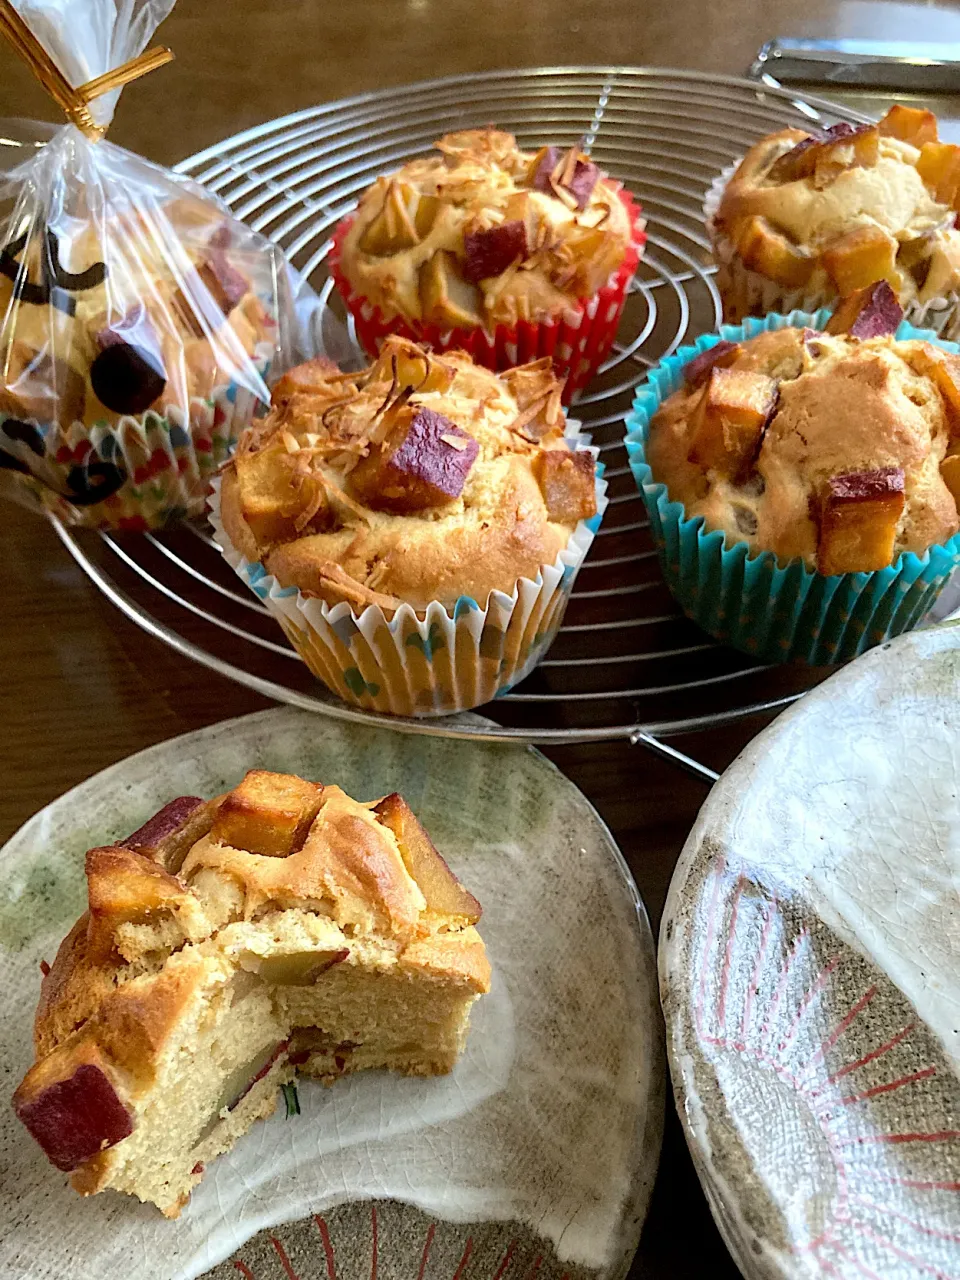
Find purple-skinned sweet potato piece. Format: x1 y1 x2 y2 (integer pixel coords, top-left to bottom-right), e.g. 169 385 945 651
825 280 904 339
564 159 599 210
350 407 479 512
683 340 743 389
462 220 529 282
123 796 215 873
817 466 905 575
528 145 599 209
14 1060 133 1172
529 146 563 192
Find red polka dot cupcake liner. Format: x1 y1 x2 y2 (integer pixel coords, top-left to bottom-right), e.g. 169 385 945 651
329 189 645 403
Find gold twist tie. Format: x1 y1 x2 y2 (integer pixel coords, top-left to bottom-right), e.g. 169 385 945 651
0 0 173 140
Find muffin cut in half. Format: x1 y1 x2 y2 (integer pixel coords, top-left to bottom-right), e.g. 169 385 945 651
13 770 490 1216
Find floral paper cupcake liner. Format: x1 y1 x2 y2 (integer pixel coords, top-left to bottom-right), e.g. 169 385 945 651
704 163 960 340
623 308 960 665
329 189 645 403
209 433 607 716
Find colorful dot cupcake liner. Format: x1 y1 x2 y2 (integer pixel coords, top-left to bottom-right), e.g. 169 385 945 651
209 431 607 716
0 339 274 531
623 308 960 666
704 162 960 340
329 188 645 404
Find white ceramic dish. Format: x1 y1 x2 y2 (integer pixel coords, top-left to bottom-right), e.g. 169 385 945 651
661 623 960 1280
0 708 662 1280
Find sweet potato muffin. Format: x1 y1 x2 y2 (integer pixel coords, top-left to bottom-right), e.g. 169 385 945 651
711 105 960 322
646 284 960 575
219 335 598 612
13 771 490 1216
336 129 637 330
329 129 644 399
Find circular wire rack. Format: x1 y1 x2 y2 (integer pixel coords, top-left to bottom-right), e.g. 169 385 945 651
56 67 877 749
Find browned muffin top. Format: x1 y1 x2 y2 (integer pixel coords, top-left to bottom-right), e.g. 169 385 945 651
220 336 597 611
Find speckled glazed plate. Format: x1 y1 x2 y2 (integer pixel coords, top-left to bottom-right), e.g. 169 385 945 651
661 623 960 1280
0 709 662 1280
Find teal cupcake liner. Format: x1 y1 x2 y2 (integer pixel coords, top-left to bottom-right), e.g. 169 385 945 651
624 308 960 665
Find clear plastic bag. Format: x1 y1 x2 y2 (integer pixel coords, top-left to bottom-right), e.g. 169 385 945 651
0 0 295 529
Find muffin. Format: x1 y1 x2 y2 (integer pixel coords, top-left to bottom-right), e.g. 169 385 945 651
0 190 283 529
624 284 960 664
707 105 960 339
329 129 644 401
13 772 489 1216
212 335 605 714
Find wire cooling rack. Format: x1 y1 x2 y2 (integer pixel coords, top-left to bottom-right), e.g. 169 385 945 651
54 67 878 764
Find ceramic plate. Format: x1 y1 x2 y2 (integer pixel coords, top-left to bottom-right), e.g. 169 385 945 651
0 709 662 1280
661 624 960 1280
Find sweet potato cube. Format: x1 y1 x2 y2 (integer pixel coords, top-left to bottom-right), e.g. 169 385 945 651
463 220 529 282
941 454 960 508
768 133 822 183
211 769 324 857
687 368 779 477
418 250 483 327
13 1045 133 1171
350 406 479 513
825 280 904 338
903 340 960 430
528 145 599 208
916 142 960 210
817 468 905 575
123 796 215 873
878 104 938 148
822 226 901 296
736 216 814 288
533 448 597 523
375 793 481 923
235 443 318 545
809 124 880 188
683 340 743 389
87 846 191 921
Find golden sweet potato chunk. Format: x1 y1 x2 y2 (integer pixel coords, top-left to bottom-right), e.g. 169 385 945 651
86 846 191 922
878 104 938 148
687 368 778 478
374 793 481 923
418 250 483 326
817 468 905 575
807 124 880 188
235 443 320 545
822 226 901 296
532 448 597 523
211 769 324 858
825 280 903 338
941 453 960 508
916 142 960 210
903 340 960 431
735 216 814 288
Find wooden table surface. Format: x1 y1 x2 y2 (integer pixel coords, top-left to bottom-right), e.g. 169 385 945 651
1 1 954 1275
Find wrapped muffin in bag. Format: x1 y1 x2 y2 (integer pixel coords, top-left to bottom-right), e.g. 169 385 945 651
0 0 290 529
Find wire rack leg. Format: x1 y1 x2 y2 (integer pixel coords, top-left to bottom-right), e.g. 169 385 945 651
630 731 719 784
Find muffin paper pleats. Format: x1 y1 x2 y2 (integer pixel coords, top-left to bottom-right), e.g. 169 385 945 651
209 432 606 715
623 308 960 665
704 162 960 340
329 189 645 404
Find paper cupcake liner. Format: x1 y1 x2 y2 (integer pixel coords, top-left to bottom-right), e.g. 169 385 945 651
329 189 645 403
623 307 960 665
0 332 277 531
704 161 960 338
208 433 607 716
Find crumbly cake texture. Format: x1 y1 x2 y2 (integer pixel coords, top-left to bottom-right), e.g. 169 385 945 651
219 335 598 613
337 129 636 330
713 107 960 309
647 324 960 572
13 771 490 1217
0 192 274 432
